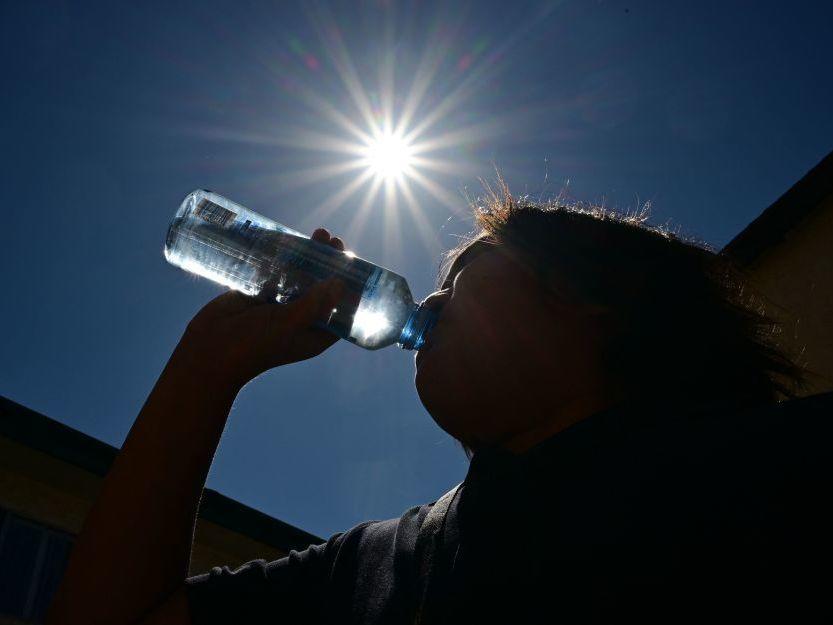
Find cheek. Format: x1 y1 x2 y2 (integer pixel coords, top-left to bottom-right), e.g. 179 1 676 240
459 298 526 363
415 341 476 405
447 293 508 348
418 288 536 391
416 333 506 401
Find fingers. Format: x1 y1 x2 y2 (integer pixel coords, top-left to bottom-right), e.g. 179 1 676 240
311 228 330 243
261 277 343 331
311 227 346 251
201 289 259 316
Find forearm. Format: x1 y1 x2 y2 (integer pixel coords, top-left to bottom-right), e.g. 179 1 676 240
47 339 242 625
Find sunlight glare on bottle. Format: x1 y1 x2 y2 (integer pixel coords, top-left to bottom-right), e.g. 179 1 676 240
352 307 392 342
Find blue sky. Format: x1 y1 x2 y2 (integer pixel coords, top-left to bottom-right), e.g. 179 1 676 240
2 0 832 539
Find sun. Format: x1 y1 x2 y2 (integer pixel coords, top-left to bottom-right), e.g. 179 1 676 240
204 5 512 255
361 131 414 182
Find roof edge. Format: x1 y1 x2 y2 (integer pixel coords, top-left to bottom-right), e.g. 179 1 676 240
0 395 323 551
722 149 833 265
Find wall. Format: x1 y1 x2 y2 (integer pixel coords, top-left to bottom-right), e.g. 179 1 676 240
0 434 288 624
743 195 833 395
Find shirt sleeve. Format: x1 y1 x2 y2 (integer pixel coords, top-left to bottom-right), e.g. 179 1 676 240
185 532 344 625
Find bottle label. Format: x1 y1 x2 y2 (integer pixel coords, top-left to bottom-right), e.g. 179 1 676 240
195 199 237 227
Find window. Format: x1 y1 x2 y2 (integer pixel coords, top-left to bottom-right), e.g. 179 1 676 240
0 508 73 623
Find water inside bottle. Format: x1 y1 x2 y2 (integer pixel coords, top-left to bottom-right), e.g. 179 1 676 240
165 190 434 350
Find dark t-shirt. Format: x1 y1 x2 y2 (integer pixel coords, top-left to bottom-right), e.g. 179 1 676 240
186 396 831 624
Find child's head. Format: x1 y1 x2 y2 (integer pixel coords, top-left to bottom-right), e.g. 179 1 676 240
415 182 802 454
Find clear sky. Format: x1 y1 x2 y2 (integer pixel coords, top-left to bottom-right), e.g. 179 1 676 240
2 0 832 539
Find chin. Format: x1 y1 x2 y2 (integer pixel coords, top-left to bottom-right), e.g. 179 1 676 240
415 359 472 442
413 357 436 409
414 344 440 390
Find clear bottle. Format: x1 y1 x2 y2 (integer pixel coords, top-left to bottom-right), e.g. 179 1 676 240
164 190 436 350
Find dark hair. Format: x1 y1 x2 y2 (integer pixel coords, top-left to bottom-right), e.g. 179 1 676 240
439 180 804 408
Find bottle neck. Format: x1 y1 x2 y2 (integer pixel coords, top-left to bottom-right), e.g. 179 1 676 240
398 304 437 350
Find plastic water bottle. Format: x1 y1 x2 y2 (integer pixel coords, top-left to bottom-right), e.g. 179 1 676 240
164 190 436 350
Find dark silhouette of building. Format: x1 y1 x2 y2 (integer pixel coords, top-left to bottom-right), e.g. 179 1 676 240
0 396 321 625
723 149 833 394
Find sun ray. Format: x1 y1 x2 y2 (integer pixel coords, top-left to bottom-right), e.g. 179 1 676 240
398 177 444 260
271 159 368 190
379 7 396 135
402 74 484 145
408 168 468 218
408 156 481 179
402 9 546 145
343 176 384 248
381 177 404 266
394 21 454 136
409 119 504 155
274 127 371 156
188 124 368 156
306 5 378 133
290 82 374 145
298 169 375 231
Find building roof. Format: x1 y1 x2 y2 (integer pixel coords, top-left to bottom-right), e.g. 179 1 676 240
722 149 833 265
0 395 323 552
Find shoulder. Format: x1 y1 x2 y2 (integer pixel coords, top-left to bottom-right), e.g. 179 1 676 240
185 503 433 625
327 502 430 563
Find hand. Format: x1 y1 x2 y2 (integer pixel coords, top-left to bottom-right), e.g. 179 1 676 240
177 228 347 389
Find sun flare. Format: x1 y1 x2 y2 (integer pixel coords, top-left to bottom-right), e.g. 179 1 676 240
195 6 515 258
362 131 414 182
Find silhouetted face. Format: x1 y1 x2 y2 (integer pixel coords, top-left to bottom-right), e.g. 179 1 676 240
414 240 611 452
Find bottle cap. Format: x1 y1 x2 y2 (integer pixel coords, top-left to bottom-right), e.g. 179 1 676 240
398 304 438 350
